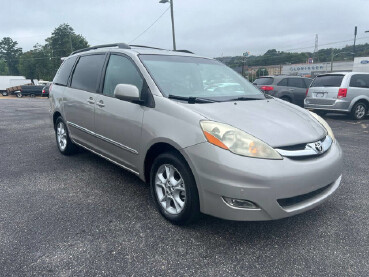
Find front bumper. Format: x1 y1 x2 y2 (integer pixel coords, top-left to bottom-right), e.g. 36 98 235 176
183 141 343 221
304 98 350 112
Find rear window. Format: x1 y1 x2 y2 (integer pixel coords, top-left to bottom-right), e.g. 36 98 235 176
311 75 344 87
253 77 274 85
53 56 77 86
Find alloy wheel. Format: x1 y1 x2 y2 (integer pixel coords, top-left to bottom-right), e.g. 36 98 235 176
56 122 67 151
155 164 186 215
355 104 366 119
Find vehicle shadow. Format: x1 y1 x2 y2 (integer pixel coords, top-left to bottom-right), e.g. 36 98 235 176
75 149 334 245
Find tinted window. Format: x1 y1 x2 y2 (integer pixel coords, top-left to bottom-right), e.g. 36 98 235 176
103 55 144 97
311 75 344 87
53 56 77 86
71 55 106 92
349 74 369 88
253 77 274 85
288 78 305 88
277 78 287 86
304 78 313 88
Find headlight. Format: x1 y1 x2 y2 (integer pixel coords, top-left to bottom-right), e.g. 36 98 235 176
200 121 282 160
309 112 335 141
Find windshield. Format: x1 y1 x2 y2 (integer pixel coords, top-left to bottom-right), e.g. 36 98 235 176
139 55 265 101
311 75 344 87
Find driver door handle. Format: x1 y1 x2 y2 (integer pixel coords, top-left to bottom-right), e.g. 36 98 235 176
87 97 95 104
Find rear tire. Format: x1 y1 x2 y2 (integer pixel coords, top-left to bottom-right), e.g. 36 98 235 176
150 152 200 225
351 102 367 120
315 110 327 116
30 94 35 98
55 117 78 155
281 96 291 103
2 92 8 96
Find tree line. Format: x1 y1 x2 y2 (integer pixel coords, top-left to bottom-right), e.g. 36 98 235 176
216 43 369 70
0 24 88 81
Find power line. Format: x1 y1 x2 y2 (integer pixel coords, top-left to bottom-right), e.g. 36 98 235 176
129 7 170 44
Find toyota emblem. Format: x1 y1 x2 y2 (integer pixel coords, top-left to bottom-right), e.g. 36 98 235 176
315 141 323 153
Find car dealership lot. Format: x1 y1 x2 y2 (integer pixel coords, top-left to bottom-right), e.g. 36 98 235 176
0 98 368 276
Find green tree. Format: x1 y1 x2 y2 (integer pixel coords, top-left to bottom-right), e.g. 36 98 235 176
0 37 22 75
256 68 269 78
0 59 9 75
45 23 89 77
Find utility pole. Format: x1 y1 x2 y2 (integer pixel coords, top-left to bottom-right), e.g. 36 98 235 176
313 34 318 62
353 26 357 59
159 0 176 50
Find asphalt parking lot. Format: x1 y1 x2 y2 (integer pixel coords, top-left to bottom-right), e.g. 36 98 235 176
0 98 368 276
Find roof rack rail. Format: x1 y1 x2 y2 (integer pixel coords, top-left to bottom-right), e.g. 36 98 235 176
175 50 194 54
129 45 165 50
71 43 131 55
130 45 194 54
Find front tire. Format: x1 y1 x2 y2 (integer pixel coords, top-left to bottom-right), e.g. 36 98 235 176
351 102 367 120
55 117 78 155
2 92 8 96
150 152 200 225
16 93 23 98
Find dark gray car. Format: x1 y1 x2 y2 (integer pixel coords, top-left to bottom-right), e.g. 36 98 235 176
254 76 312 107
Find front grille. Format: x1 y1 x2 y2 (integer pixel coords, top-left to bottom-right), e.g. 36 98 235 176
277 183 332 208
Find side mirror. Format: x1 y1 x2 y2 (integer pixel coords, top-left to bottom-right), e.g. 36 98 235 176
114 84 140 102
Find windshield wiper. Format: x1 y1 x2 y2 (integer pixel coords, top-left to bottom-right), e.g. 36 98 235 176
227 96 265 101
168 94 218 104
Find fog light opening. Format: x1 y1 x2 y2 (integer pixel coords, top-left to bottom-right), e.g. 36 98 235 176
222 197 259 209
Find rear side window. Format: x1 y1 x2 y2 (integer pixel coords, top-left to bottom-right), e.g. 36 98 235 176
288 78 306 88
349 74 369 88
103 55 144 97
277 78 287 86
71 54 106 92
253 77 273 85
53 56 77 86
311 75 344 87
304 78 313 87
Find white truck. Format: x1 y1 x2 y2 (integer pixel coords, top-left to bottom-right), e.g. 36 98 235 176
353 57 369 73
0 76 32 96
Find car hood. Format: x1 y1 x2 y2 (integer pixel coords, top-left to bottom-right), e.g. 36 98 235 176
181 98 326 147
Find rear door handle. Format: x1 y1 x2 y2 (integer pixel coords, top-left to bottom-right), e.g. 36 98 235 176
87 97 95 104
289 88 295 91
96 100 105 107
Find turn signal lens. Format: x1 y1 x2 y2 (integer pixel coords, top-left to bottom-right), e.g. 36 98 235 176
200 121 282 159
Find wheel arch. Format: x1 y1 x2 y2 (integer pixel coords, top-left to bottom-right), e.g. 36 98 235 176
349 97 369 112
53 111 62 129
143 142 190 184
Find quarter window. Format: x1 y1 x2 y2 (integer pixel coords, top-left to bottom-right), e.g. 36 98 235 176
277 78 287 86
71 54 106 92
349 74 369 88
103 55 144 97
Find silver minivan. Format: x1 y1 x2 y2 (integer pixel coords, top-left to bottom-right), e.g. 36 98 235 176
50 44 343 225
305 72 369 120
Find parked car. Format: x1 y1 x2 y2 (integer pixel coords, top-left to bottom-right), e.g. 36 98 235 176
16 85 44 98
253 76 312 107
41 83 51 97
50 43 343 225
305 72 369 120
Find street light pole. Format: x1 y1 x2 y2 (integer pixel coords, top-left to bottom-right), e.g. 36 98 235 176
160 0 176 50
353 26 357 59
